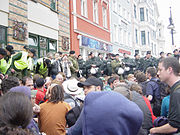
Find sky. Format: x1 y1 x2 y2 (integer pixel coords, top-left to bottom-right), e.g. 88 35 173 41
156 0 180 52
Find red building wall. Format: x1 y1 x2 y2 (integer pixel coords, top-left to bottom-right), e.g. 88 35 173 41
70 0 110 55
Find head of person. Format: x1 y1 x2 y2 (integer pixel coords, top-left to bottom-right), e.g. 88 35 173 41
33 74 41 86
146 67 157 79
130 83 143 95
135 72 147 83
77 54 81 59
28 48 36 58
160 51 165 58
47 52 54 60
167 53 172 57
82 91 143 135
55 72 66 83
107 77 118 89
45 76 53 89
115 54 119 60
78 76 103 96
134 53 140 59
114 84 132 100
1 76 20 95
69 50 75 57
88 54 92 59
173 49 178 55
0 126 33 135
146 51 151 58
127 74 135 82
54 52 60 60
35 78 46 89
23 45 29 52
98 53 103 59
89 52 95 58
44 58 51 68
123 53 128 58
47 84 64 103
58 51 63 58
111 54 115 59
0 48 7 60
0 92 32 128
22 76 34 90
158 57 180 83
5 45 15 56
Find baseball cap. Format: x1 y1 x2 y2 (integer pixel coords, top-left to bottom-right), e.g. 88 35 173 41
78 77 103 90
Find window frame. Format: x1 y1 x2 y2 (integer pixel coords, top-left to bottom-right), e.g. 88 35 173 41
140 7 145 21
81 0 88 17
102 6 107 28
141 31 146 45
93 0 99 23
50 0 56 11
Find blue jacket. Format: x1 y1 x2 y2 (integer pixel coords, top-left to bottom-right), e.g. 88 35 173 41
82 91 143 135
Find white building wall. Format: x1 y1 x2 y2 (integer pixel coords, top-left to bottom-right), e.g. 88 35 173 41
0 0 9 26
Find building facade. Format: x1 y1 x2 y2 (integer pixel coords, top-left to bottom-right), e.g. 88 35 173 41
69 0 112 60
110 0 133 57
0 0 70 58
131 0 165 57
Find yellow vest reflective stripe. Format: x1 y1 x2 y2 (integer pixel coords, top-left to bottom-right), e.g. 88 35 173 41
38 58 47 75
0 58 8 74
14 51 28 70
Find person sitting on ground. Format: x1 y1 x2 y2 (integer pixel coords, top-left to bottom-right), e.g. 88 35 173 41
38 84 71 135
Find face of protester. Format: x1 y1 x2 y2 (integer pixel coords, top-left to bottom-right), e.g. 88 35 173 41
157 62 169 83
83 85 98 96
26 79 34 90
55 53 59 59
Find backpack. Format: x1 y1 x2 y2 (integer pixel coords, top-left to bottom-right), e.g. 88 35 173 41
150 79 169 100
64 93 82 127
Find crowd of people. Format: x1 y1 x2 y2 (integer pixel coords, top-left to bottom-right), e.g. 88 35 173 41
0 45 180 135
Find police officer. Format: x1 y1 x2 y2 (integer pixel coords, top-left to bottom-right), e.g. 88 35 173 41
0 48 7 76
10 47 36 78
105 53 115 76
134 53 141 71
77 54 85 77
111 54 122 74
96 53 105 76
68 50 79 78
122 53 136 76
141 51 157 73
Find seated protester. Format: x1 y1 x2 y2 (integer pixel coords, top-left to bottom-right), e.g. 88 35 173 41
38 84 71 135
52 72 66 85
0 92 32 132
9 86 41 135
22 76 34 90
104 77 116 91
161 86 171 117
63 77 84 108
135 71 148 96
34 78 47 105
81 91 143 135
114 84 154 135
0 76 20 95
125 74 136 87
68 77 105 135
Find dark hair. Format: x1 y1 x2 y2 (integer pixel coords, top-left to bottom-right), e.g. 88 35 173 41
135 72 147 83
58 51 62 55
0 92 32 128
107 77 116 85
22 76 32 86
78 54 82 58
159 57 180 76
146 67 157 77
0 126 33 135
160 52 164 55
48 85 64 103
1 77 20 94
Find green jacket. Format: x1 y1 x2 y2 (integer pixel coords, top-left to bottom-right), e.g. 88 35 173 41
68 56 79 74
111 59 122 74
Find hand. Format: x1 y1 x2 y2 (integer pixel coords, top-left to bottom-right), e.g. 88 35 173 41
33 104 40 113
75 70 79 72
150 127 157 134
11 69 15 73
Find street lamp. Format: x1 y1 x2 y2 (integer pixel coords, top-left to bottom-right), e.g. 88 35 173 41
167 7 175 46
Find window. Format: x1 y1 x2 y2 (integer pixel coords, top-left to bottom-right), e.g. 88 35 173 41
93 0 98 23
119 28 122 43
113 0 117 12
0 25 7 48
159 29 161 37
141 31 146 45
81 0 87 17
118 4 121 15
102 7 107 28
123 30 127 45
50 0 56 10
134 4 137 18
28 34 57 58
135 29 138 43
127 12 130 21
148 32 150 44
140 8 145 21
114 25 118 42
146 9 148 22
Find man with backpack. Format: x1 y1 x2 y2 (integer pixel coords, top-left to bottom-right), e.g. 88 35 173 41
146 67 161 117
150 57 180 134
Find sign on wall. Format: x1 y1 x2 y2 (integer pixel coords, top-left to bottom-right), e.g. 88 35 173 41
13 20 27 41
